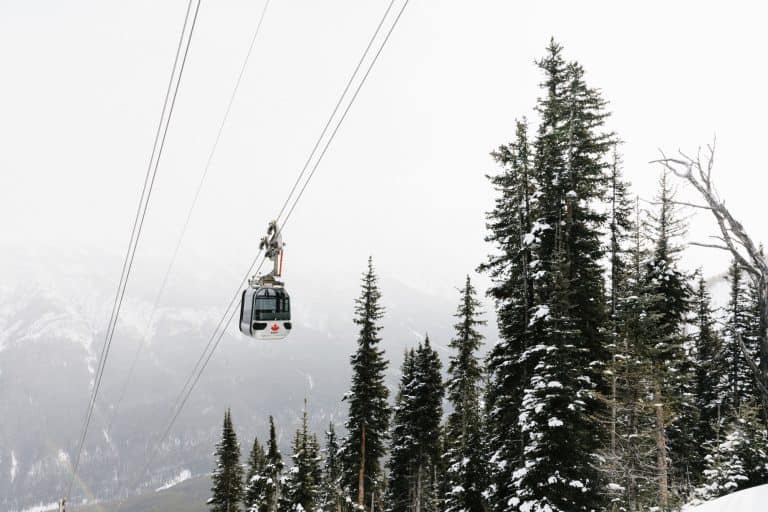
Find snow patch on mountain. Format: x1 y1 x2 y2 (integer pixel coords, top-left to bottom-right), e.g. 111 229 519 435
10 451 17 483
155 468 192 491
57 450 69 467
13 501 59 512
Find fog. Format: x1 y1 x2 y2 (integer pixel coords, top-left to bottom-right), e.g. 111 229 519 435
5 2 768 509
2 0 768 319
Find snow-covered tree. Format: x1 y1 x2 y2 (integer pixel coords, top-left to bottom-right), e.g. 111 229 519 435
480 40 615 511
444 276 487 512
610 203 664 510
601 148 637 510
640 172 694 507
695 406 768 502
283 405 322 512
263 417 285 512
319 423 344 512
479 117 536 512
387 349 417 512
342 257 390 510
245 435 267 511
721 260 762 414
510 40 613 512
513 249 605 512
386 338 444 512
692 273 726 478
209 409 245 512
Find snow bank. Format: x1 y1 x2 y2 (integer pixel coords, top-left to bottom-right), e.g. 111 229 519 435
684 484 768 511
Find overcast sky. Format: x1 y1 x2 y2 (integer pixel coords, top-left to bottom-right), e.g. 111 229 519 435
2 0 767 303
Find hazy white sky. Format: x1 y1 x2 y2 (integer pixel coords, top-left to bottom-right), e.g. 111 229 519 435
2 0 767 301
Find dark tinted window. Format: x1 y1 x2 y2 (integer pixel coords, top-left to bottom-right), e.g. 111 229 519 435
252 287 290 320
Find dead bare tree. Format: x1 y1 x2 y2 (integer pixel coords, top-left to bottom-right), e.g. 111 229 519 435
652 142 768 421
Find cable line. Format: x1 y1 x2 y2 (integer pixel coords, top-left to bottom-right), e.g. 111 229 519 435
105 0 272 440
137 0 410 486
274 0 396 222
152 0 397 452
65 0 201 502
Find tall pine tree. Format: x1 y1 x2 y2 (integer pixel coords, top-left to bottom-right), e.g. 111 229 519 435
692 273 726 482
511 41 613 512
609 201 660 511
263 416 285 512
444 276 487 512
386 338 444 512
641 171 693 508
245 435 267 512
480 117 535 512
283 404 323 512
320 423 344 512
342 257 390 510
387 349 417 512
721 260 761 414
209 409 245 512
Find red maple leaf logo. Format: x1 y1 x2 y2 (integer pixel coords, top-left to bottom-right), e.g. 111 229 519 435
271 324 280 332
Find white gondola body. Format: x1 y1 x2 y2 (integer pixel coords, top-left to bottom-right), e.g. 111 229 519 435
239 284 291 341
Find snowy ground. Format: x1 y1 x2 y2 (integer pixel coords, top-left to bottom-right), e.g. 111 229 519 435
685 484 768 511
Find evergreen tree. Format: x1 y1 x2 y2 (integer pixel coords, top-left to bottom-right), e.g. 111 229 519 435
479 116 536 512
746 276 767 420
260 416 285 512
616 202 664 510
245 435 267 511
320 423 344 512
444 276 487 512
692 273 726 480
413 338 445 512
606 147 634 327
641 172 694 507
387 349 418 512
602 147 636 511
511 40 613 512
513 248 605 512
341 257 391 510
209 409 245 512
283 405 323 512
721 260 761 414
386 338 444 512
695 405 768 501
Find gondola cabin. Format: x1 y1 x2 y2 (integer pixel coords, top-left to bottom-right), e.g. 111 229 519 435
239 285 291 340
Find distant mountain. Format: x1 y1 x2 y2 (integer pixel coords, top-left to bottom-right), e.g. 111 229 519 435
77 474 211 512
1 246 496 511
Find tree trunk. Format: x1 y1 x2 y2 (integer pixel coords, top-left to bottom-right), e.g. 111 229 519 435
358 423 366 510
627 382 638 512
760 283 768 423
654 380 669 510
611 373 617 456
415 462 422 512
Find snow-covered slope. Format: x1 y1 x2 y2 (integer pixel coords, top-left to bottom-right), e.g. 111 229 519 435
685 484 768 511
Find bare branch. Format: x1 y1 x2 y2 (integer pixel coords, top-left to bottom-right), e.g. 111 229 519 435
672 201 713 211
640 197 713 210
689 242 731 251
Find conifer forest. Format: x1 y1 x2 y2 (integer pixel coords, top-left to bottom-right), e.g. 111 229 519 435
205 42 768 512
